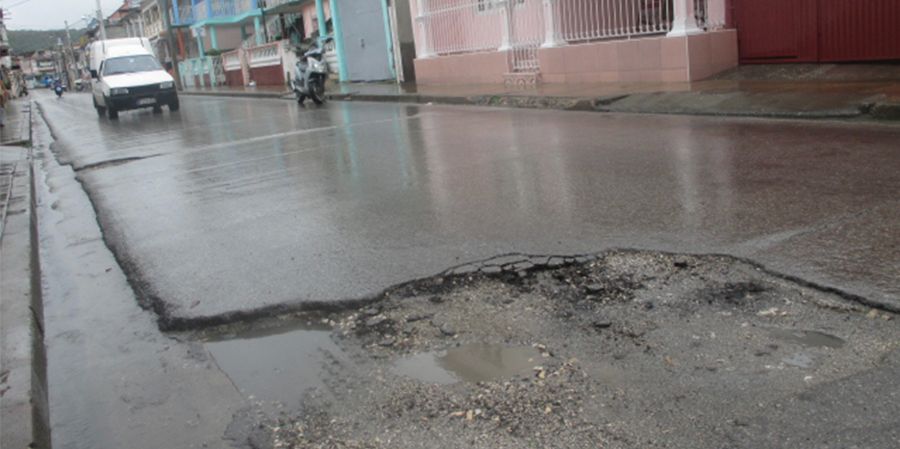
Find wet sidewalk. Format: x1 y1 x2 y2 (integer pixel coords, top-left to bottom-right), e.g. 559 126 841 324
184 64 900 121
1 142 50 449
1 100 32 146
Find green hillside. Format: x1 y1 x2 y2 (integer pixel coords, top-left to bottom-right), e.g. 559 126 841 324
8 29 86 54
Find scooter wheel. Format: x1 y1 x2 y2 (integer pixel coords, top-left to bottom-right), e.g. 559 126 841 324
310 81 325 105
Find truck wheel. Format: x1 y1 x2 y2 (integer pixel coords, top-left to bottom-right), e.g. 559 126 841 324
93 98 106 117
107 107 119 120
153 105 163 114
169 98 180 112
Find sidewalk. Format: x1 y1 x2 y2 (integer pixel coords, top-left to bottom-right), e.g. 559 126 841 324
1 100 32 146
182 64 900 121
1 136 51 448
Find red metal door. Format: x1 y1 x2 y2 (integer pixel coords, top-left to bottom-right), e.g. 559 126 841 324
736 0 900 63
817 0 900 62
736 0 803 60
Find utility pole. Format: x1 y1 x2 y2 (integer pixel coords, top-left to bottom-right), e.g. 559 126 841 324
96 0 107 40
159 0 183 91
57 38 72 88
64 21 77 87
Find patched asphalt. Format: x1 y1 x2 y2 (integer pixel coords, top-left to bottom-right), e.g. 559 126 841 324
36 93 900 327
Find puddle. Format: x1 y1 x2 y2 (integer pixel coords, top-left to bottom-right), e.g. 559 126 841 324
393 343 542 384
782 352 814 368
205 322 344 407
768 328 846 349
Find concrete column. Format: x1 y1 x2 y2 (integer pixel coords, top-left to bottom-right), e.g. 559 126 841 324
668 0 702 37
210 26 218 50
380 0 397 80
541 0 564 48
329 0 349 82
254 16 264 45
414 0 434 58
497 0 511 51
315 0 327 41
196 33 205 57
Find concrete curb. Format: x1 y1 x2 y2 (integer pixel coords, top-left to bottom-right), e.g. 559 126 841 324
0 104 50 449
869 102 900 120
183 87 900 122
329 91 899 121
181 90 290 100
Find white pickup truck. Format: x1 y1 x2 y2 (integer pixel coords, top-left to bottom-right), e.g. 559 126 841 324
89 38 179 120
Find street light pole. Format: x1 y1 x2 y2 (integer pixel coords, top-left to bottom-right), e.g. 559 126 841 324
159 0 183 91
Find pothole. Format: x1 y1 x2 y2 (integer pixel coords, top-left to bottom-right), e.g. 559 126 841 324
767 328 846 349
204 321 346 408
202 250 896 449
392 343 543 384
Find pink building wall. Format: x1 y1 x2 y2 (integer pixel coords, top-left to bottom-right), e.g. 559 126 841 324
409 0 738 85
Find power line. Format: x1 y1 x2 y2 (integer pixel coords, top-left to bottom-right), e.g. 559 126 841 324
4 0 34 9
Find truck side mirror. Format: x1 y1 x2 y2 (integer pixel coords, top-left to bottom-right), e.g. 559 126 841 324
90 70 98 79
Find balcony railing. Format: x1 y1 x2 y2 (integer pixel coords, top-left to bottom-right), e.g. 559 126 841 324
193 0 257 22
247 40 283 68
144 20 164 37
174 3 195 26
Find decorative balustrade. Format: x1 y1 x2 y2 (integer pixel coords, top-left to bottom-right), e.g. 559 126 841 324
223 50 243 71
247 41 283 68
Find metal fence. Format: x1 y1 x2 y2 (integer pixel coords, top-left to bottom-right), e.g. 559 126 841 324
416 0 717 72
419 0 504 56
553 0 672 42
508 0 544 72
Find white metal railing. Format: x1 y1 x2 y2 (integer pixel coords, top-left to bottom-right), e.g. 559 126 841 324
553 0 673 43
509 0 544 72
418 0 504 56
417 0 721 71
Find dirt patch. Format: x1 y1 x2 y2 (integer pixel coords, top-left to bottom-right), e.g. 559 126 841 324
210 250 898 449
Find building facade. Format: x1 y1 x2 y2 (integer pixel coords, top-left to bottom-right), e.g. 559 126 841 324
409 0 736 85
408 0 900 86
163 0 401 88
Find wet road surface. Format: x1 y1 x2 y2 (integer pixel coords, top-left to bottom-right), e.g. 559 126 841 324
37 92 900 324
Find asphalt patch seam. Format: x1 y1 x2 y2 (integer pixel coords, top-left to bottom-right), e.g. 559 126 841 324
34 103 898 335
74 154 164 173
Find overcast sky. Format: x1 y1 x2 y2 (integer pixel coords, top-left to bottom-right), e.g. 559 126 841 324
3 0 128 30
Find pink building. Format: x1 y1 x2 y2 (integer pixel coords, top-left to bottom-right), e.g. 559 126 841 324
408 0 737 85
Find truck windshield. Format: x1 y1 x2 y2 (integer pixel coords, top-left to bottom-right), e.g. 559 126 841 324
102 55 161 76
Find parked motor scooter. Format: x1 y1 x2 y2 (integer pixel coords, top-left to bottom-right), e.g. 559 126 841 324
291 37 332 105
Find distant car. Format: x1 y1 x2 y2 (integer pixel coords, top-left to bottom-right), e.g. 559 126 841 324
89 38 179 120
